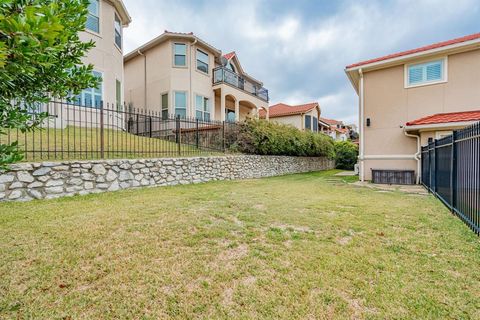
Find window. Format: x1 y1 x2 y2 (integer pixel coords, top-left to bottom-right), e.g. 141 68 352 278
114 13 122 49
226 109 235 122
407 59 446 87
174 91 187 118
116 79 121 110
196 50 209 73
161 93 169 119
86 0 100 33
75 71 102 108
305 115 312 130
313 117 318 132
195 95 210 120
174 43 187 66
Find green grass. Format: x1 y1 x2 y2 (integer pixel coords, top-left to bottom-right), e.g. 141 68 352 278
0 170 479 319
2 126 219 161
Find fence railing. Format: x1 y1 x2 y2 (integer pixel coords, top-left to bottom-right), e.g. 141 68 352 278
421 122 479 235
213 67 269 102
1 100 240 162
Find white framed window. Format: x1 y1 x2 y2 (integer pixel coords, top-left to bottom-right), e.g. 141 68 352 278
305 115 312 131
114 13 122 49
405 58 447 88
195 94 210 120
86 0 100 33
173 43 187 67
313 116 318 132
174 91 187 118
75 70 102 108
161 93 169 119
196 49 209 74
115 79 122 110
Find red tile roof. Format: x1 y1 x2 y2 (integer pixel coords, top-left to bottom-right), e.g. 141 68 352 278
319 117 342 126
223 51 236 60
259 102 319 118
346 32 480 69
406 110 480 126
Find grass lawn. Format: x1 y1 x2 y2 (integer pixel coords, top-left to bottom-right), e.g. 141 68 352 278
0 170 479 319
1 126 219 161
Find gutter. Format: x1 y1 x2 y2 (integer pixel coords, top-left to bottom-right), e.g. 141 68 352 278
358 68 365 181
137 50 146 108
190 38 198 118
403 129 421 184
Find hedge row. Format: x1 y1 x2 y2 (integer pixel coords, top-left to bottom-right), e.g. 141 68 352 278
231 119 335 158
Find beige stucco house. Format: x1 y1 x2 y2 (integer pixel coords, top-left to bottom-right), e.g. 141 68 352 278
319 117 349 141
259 103 321 131
123 31 269 122
346 32 480 183
76 0 131 107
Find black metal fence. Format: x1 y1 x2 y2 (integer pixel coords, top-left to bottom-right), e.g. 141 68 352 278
1 100 240 161
421 122 480 234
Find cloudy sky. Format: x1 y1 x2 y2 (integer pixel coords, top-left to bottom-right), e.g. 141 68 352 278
122 0 479 124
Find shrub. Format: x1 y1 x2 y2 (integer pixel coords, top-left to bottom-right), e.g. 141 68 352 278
232 119 335 158
334 141 358 170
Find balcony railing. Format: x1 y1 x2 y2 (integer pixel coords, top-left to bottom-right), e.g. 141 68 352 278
213 67 269 102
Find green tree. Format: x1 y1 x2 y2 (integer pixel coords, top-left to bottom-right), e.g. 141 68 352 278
0 0 99 169
334 141 358 170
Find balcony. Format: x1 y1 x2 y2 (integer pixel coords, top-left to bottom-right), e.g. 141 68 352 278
213 67 269 102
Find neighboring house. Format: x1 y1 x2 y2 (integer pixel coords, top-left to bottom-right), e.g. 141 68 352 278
77 0 132 107
259 103 321 132
345 32 480 183
123 31 269 122
319 117 349 141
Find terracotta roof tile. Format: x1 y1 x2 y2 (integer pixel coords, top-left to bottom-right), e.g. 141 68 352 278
346 32 480 69
319 117 342 126
406 110 480 126
259 102 319 118
223 51 236 60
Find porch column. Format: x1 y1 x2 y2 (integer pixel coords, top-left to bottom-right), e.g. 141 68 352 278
220 93 226 121
235 100 240 122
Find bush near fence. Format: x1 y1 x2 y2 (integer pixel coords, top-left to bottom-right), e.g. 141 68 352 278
232 119 335 158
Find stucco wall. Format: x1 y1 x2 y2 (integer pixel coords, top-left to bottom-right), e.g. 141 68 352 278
79 0 125 105
0 156 334 202
362 48 480 180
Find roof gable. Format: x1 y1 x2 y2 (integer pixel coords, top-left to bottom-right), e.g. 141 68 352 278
260 102 319 118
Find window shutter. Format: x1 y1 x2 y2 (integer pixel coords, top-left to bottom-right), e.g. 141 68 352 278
408 66 424 84
426 62 442 81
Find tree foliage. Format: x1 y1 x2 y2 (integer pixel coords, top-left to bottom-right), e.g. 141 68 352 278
334 141 358 170
0 0 99 169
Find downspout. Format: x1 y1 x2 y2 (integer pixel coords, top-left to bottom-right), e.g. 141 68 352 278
137 50 146 108
404 129 421 184
358 68 365 181
190 38 198 118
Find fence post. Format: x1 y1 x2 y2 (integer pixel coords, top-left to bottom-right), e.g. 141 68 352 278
222 121 226 152
149 115 152 138
196 118 199 149
433 139 437 194
176 115 181 156
450 131 457 212
100 101 104 159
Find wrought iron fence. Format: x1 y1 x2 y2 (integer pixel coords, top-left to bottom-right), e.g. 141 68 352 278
1 100 240 162
421 122 480 234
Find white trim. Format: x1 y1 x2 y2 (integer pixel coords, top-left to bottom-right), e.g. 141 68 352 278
435 130 453 139
173 90 188 118
86 0 101 35
359 69 365 181
345 37 480 72
195 48 209 75
404 57 448 89
404 120 477 131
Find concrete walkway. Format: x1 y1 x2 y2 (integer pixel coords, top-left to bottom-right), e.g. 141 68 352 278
351 181 429 195
334 171 356 176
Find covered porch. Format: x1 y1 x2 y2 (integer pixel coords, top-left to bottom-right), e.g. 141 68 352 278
213 85 269 122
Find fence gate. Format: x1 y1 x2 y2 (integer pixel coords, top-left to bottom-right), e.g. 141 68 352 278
421 122 479 235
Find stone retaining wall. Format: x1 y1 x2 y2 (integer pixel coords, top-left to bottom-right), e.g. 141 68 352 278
0 155 334 201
